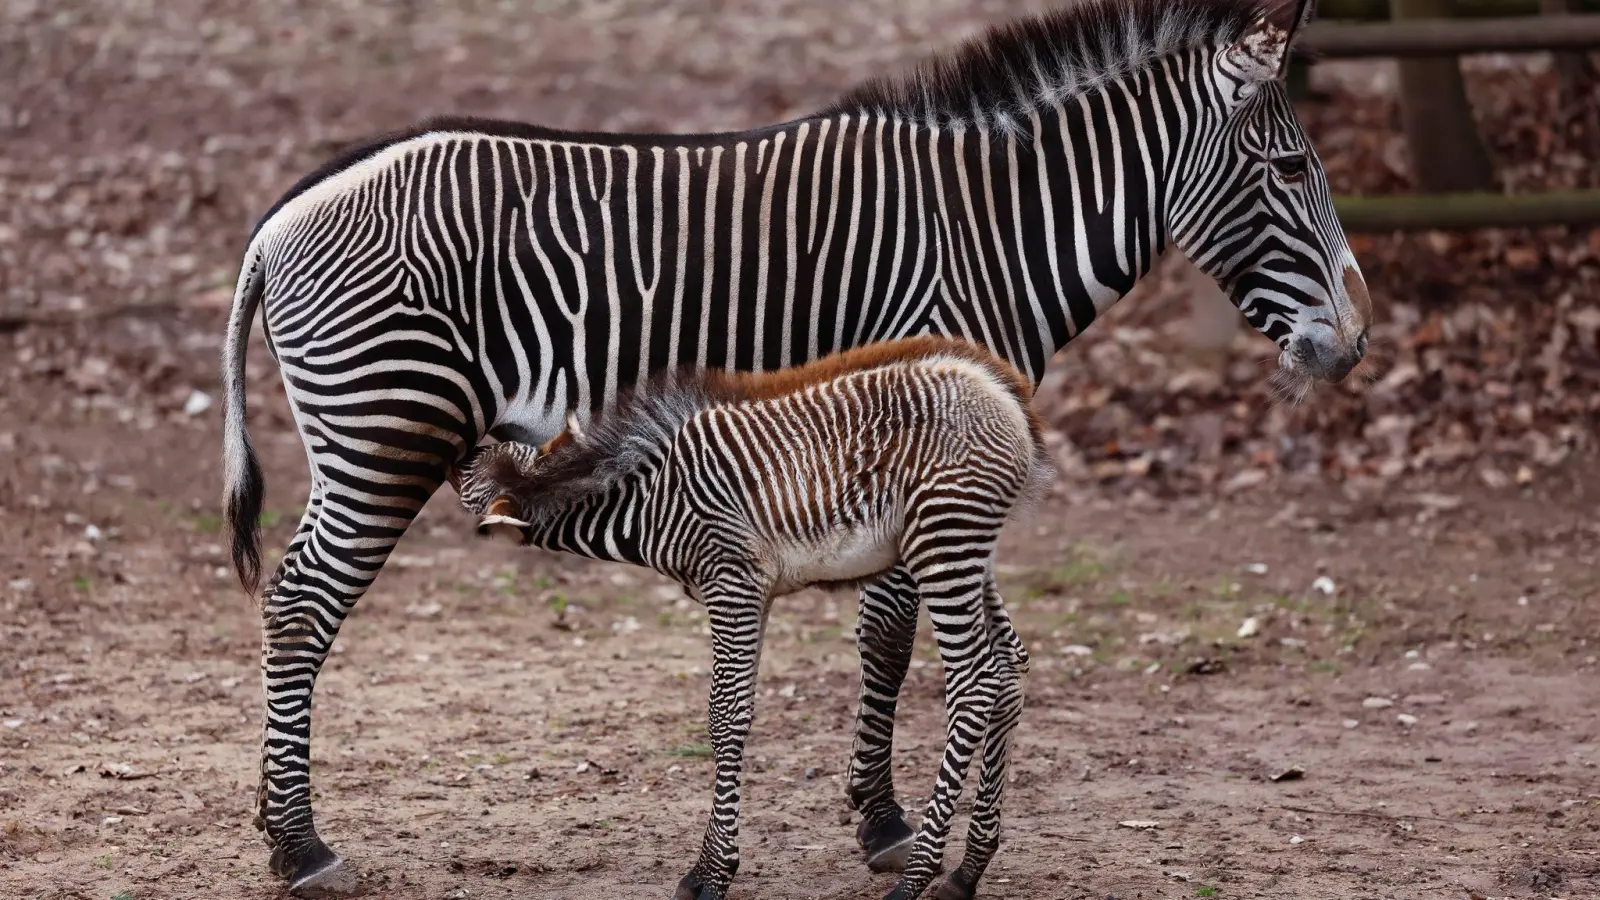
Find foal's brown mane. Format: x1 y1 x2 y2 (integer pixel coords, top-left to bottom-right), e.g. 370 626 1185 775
493 338 1043 520
543 336 1040 453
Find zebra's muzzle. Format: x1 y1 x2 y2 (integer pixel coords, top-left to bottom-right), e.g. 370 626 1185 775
1290 332 1365 383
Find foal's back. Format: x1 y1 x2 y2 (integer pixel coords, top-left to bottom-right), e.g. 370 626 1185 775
649 344 1048 594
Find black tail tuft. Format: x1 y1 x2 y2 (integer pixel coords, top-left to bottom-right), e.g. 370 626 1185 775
227 438 266 595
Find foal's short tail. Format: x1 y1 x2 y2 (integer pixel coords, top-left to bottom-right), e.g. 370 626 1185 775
222 248 267 595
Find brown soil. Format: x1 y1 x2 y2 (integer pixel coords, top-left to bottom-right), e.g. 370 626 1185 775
4 381 1599 900
2 2 1598 899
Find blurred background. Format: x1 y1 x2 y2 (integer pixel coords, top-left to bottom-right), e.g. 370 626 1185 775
1 2 1596 899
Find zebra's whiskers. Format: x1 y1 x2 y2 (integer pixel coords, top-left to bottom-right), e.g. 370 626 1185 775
1268 363 1316 407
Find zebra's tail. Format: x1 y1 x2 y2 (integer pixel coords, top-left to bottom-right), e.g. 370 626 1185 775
222 247 268 596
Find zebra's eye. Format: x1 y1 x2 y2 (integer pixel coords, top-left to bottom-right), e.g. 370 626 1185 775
1270 153 1309 181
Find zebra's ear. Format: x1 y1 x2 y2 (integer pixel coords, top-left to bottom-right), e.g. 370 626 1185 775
1223 0 1314 85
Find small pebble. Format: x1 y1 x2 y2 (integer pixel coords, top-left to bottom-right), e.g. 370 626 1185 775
1397 713 1419 727
182 389 213 416
1362 697 1393 709
1342 719 1359 729
1289 835 1304 845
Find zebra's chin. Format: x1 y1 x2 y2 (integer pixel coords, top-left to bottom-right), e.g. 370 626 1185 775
1269 352 1318 406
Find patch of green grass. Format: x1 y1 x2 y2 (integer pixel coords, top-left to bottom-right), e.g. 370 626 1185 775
492 570 518 596
71 574 93 593
492 752 512 766
94 854 113 870
593 819 612 829
192 513 222 534
668 742 713 758
1105 590 1131 607
1196 887 1220 898
112 892 134 900
548 593 568 614
1052 559 1105 587
258 509 283 529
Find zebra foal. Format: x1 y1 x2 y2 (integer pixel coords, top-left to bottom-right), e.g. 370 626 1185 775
450 337 1047 900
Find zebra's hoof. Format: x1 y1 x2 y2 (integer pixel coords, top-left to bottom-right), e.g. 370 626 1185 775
932 868 979 900
879 879 930 900
858 813 916 874
273 840 362 897
673 870 726 900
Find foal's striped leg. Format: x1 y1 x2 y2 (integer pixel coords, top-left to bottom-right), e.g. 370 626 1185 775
676 575 769 900
883 506 1003 900
849 565 921 872
933 580 1028 900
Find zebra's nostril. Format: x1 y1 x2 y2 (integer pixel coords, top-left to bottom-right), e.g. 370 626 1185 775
1292 336 1317 365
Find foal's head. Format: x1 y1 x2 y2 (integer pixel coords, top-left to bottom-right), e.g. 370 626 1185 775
448 414 584 541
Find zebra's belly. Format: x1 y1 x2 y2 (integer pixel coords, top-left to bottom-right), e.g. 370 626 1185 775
770 524 901 595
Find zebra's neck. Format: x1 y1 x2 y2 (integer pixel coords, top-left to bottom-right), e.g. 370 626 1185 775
523 465 654 569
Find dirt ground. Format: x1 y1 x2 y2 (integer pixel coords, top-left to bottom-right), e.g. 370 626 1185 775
2 2 1599 899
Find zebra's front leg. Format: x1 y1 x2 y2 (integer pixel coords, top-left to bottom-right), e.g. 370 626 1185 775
849 566 921 873
675 585 768 900
255 479 437 893
932 581 1028 900
883 540 1000 900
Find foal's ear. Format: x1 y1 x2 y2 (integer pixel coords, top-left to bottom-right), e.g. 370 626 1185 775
1223 0 1314 85
476 496 532 543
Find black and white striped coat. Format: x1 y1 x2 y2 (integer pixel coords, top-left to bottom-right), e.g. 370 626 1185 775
451 337 1045 900
222 0 1371 892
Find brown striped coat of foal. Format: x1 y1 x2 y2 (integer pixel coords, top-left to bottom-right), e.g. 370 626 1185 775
450 336 1048 900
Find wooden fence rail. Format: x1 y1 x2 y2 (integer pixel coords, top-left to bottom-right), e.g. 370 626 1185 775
1304 13 1600 56
1334 191 1600 231
1318 0 1600 18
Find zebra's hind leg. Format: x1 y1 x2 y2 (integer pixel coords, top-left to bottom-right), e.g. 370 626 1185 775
883 529 1001 900
932 580 1028 900
255 470 442 894
675 579 769 900
848 565 920 874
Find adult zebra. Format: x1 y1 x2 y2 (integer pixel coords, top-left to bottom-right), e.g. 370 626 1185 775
223 0 1370 892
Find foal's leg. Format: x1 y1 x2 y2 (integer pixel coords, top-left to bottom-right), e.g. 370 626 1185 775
933 580 1028 900
849 565 921 872
676 578 769 900
883 521 1000 900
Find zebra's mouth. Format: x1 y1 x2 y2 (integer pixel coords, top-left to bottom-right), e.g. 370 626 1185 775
1270 347 1318 405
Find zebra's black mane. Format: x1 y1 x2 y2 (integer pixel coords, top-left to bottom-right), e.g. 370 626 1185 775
254 0 1279 242
827 0 1268 127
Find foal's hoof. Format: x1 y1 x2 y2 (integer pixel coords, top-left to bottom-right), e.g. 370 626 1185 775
271 839 362 897
857 813 916 874
879 881 928 900
673 870 726 900
932 868 979 900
